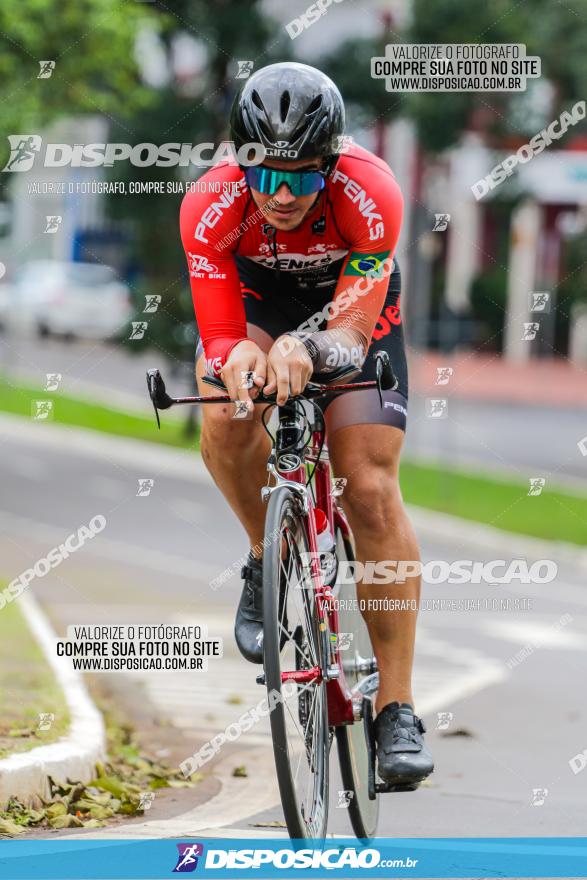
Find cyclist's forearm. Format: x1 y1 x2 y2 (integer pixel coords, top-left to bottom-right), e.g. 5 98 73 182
290 327 367 373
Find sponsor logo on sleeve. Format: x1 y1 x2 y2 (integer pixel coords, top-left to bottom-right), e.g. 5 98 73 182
344 250 391 277
187 252 226 279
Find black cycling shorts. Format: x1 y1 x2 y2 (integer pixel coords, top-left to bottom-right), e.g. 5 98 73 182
198 257 408 434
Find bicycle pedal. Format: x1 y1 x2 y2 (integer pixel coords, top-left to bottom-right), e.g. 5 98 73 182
375 780 421 793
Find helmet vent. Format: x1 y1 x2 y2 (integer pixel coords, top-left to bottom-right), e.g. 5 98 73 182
258 118 274 141
292 118 311 140
280 91 291 122
306 95 323 116
251 90 264 110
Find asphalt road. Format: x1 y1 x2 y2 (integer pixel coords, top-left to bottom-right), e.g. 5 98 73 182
1 415 586 839
3 333 586 489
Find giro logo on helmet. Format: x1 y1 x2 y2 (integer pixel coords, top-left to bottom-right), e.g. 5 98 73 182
265 140 300 158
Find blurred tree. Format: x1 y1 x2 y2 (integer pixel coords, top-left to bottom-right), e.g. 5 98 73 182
105 0 290 369
322 0 587 152
322 0 587 352
0 0 155 142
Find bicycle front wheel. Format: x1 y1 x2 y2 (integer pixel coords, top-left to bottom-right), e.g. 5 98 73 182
262 487 329 839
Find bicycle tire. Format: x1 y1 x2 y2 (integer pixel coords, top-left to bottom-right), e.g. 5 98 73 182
333 529 380 838
263 486 329 839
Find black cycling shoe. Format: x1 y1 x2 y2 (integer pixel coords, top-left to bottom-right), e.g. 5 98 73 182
235 552 264 664
374 702 434 790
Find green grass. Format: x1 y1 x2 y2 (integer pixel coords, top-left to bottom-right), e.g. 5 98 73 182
401 460 587 546
0 594 69 758
0 375 196 449
1 375 586 546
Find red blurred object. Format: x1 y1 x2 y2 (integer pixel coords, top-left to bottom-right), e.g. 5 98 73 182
313 508 328 535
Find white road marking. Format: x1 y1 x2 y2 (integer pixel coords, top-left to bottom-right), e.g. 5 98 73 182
480 619 587 650
0 510 221 584
413 627 507 715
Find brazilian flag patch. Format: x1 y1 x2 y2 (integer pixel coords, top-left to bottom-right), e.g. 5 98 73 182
344 250 391 278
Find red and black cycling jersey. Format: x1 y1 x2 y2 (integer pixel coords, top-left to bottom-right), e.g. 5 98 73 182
179 142 404 374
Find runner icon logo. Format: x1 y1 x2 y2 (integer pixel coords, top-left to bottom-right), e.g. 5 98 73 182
531 788 548 806
337 789 355 808
173 843 204 873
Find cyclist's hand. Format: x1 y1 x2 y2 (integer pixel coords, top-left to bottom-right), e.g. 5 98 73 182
221 340 267 404
265 335 313 405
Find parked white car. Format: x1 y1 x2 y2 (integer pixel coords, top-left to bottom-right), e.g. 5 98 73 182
0 260 133 340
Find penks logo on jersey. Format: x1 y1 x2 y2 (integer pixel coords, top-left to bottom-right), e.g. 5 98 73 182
193 182 246 244
249 249 347 272
188 252 227 279
331 169 385 240
204 355 223 377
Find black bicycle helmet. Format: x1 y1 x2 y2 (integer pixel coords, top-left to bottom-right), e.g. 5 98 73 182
230 62 345 170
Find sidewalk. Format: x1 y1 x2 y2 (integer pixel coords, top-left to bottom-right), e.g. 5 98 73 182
410 353 587 408
0 592 106 809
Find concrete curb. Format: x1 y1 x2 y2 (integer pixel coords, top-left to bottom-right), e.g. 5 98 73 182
0 591 106 808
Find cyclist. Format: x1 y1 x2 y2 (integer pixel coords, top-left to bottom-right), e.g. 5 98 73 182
180 62 433 789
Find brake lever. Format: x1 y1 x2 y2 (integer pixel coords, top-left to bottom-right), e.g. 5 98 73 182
374 350 398 408
146 371 161 429
201 375 227 392
375 357 384 409
146 368 175 429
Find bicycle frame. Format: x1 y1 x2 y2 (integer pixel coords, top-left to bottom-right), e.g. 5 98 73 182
265 402 363 729
146 353 394 729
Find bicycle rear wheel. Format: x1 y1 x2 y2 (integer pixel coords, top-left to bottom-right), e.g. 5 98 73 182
333 529 380 838
263 486 329 839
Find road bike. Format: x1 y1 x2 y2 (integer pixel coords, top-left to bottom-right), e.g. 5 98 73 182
147 350 398 839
